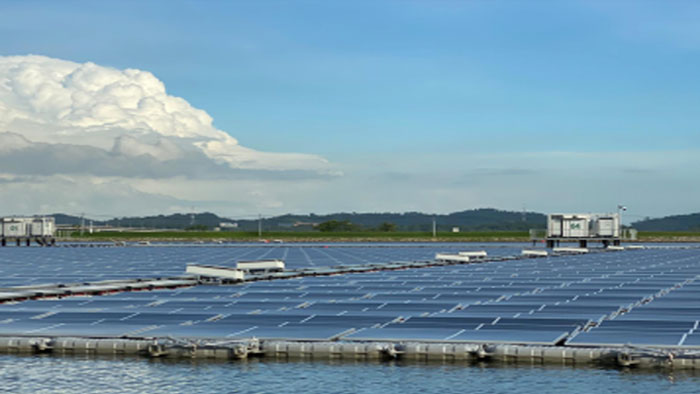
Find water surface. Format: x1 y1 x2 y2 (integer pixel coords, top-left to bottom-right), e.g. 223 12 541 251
2 355 699 394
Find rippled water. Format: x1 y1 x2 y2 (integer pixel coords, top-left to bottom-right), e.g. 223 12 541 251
2 355 700 394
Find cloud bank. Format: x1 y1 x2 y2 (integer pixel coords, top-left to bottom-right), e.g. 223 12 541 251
0 55 331 175
0 55 341 216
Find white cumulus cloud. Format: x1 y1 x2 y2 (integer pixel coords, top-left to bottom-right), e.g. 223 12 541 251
0 55 332 174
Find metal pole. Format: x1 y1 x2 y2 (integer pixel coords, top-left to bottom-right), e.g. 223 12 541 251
432 217 436 238
258 214 262 238
617 206 620 239
617 205 626 239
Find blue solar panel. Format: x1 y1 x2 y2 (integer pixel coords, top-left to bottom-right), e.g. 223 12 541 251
450 329 570 345
230 326 352 340
344 327 463 341
567 332 685 347
680 335 700 347
393 316 495 328
0 245 697 349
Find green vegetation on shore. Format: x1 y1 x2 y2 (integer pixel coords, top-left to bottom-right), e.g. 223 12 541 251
66 230 530 242
53 209 547 232
62 230 700 243
637 232 700 242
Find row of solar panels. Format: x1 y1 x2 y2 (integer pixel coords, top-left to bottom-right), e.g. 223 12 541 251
0 248 697 348
0 306 586 345
0 244 523 286
1 303 697 347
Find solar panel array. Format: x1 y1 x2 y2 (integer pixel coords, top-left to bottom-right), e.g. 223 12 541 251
0 246 699 349
0 243 520 286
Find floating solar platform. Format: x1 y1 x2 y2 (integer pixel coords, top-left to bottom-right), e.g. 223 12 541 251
0 245 699 365
0 242 525 286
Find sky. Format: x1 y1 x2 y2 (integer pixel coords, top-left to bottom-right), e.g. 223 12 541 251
0 0 698 222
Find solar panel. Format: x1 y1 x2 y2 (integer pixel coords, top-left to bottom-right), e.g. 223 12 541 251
0 245 697 349
449 329 570 345
228 326 352 341
680 335 700 348
567 332 685 347
344 327 463 341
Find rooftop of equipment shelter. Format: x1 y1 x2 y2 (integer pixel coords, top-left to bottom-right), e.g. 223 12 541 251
0 243 700 350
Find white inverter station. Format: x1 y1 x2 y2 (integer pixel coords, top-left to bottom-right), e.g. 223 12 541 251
1 216 56 247
544 213 621 248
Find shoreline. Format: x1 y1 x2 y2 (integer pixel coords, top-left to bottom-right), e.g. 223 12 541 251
56 235 700 244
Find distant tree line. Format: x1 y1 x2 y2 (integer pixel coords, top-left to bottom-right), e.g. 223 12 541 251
316 220 397 232
51 209 700 232
52 208 549 232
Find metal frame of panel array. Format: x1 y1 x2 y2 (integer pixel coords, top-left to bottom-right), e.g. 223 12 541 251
0 246 699 349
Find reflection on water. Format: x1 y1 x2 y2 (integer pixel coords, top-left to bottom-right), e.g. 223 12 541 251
2 355 700 394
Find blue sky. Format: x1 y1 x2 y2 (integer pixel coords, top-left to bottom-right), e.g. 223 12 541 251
0 1 698 220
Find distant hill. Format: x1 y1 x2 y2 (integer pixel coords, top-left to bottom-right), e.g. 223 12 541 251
246 209 545 232
50 210 700 232
52 213 86 226
631 213 700 231
52 212 226 229
53 208 546 232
